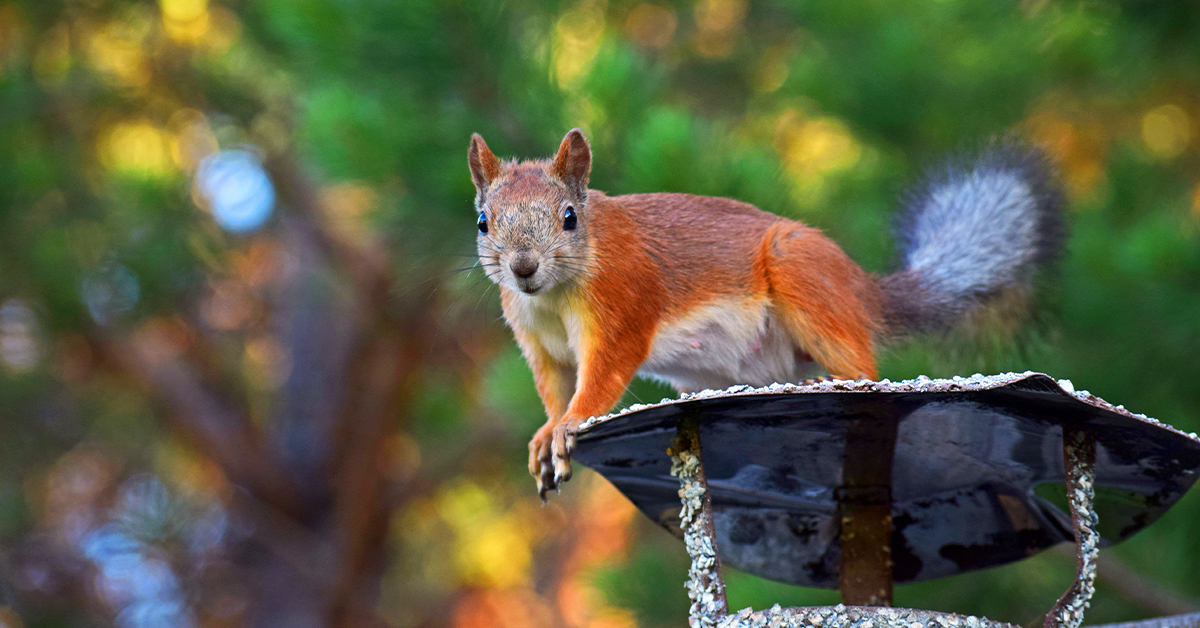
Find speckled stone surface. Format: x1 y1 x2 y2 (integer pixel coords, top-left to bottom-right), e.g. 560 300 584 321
1045 429 1099 628
671 445 727 627
715 604 1020 628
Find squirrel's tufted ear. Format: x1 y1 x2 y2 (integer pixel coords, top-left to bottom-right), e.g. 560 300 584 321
552 128 591 196
468 133 501 193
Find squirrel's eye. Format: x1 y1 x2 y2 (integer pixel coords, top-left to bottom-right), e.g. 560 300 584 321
563 206 577 231
477 212 488 234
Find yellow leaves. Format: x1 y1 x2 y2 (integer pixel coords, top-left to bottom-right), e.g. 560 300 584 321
161 0 208 25
1141 104 1192 161
566 95 605 134
159 0 241 51
394 475 640 627
457 512 535 588
87 16 152 87
99 120 175 178
202 8 242 54
436 481 536 588
160 0 209 45
554 0 607 89
773 107 862 209
100 109 218 180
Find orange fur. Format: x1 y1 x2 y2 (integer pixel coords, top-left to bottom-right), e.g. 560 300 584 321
759 222 881 380
470 130 886 496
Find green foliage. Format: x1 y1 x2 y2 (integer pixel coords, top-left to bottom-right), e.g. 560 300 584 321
3 0 1200 626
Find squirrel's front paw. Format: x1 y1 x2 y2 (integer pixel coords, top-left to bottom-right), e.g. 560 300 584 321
550 418 582 488
528 426 556 501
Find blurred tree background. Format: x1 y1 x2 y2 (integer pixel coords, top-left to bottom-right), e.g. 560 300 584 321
1 0 1199 627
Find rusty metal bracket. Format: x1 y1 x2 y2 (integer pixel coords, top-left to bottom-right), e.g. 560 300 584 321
838 412 898 606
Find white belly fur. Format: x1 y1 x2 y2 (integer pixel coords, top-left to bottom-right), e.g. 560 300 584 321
639 298 822 392
510 290 821 392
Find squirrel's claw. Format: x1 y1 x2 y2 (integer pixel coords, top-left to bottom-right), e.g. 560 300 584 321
552 457 572 486
550 419 580 489
529 426 557 500
537 460 556 503
530 418 582 500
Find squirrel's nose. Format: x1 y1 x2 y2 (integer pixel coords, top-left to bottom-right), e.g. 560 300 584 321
511 255 539 279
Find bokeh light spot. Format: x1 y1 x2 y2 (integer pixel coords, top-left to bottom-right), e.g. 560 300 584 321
0 606 24 628
1141 104 1191 160
454 512 532 588
203 7 242 53
163 13 210 45
773 108 862 208
434 482 534 588
101 121 174 178
195 150 276 234
1024 106 1109 202
553 0 607 88
0 299 42 372
624 4 676 50
321 183 378 242
693 0 746 58
243 336 291 390
754 46 791 93
115 475 177 541
200 280 255 331
80 264 140 325
132 317 193 367
169 110 219 171
87 19 151 87
160 0 207 24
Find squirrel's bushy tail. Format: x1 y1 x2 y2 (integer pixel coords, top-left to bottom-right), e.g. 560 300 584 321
880 141 1066 339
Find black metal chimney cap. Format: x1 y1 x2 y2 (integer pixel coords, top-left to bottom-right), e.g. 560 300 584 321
572 372 1200 588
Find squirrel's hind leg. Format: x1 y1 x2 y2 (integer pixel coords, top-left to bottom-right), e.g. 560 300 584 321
759 223 882 381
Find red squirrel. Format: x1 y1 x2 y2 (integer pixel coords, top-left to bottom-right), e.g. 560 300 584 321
469 129 1063 498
